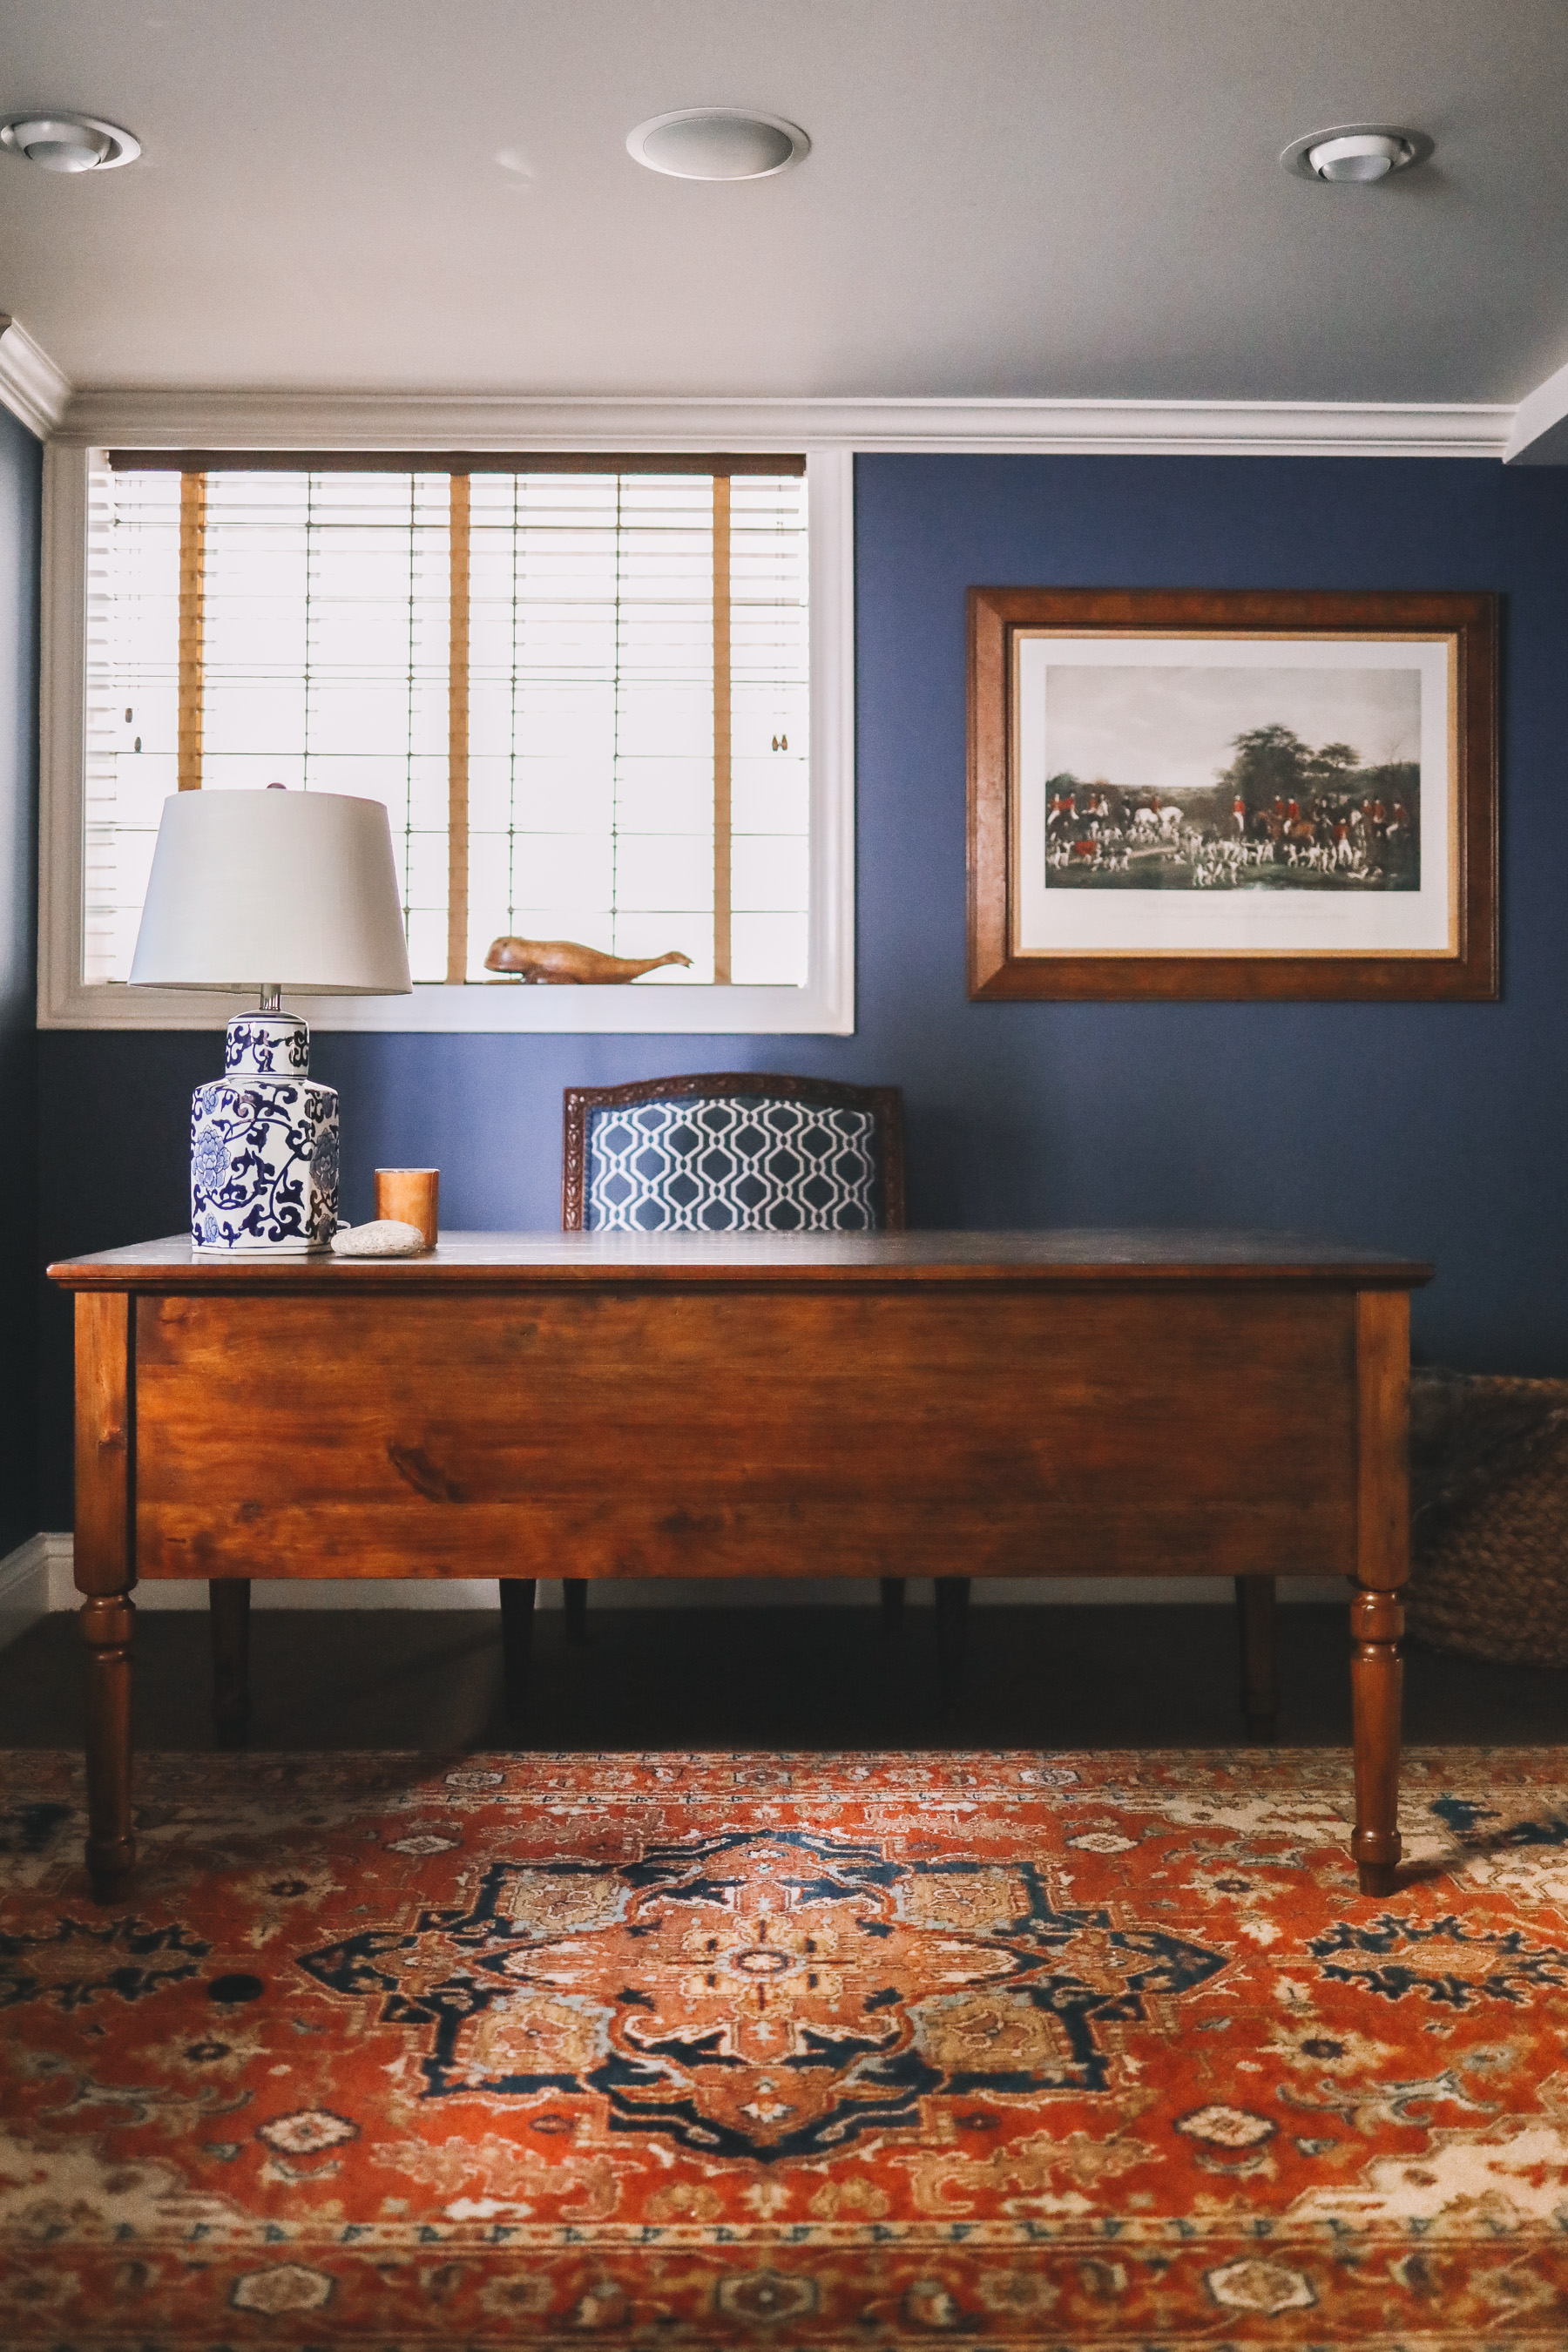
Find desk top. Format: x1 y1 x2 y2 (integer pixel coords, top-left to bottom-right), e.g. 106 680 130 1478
48 1228 1434 1292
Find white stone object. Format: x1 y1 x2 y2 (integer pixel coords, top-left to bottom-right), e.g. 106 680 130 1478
331 1220 427 1257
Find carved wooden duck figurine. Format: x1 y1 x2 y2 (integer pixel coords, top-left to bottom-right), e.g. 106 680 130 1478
484 936 693 984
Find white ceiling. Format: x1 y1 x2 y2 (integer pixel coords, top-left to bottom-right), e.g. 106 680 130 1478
2 0 1565 405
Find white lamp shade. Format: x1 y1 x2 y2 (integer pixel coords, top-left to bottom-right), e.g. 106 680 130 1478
130 790 413 996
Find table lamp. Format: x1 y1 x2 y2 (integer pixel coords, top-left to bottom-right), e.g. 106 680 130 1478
130 788 413 1254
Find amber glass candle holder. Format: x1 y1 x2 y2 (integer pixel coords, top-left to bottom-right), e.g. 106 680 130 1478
375 1168 439 1248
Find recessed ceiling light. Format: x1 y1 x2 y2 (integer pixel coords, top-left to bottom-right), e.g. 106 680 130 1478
1281 124 1431 184
626 109 808 181
0 111 140 172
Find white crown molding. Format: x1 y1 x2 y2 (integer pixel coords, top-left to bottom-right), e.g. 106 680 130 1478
1504 353 1568 465
0 315 73 439
57 386 1516 460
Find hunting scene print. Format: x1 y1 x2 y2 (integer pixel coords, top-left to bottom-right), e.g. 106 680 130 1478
973 588 1493 1000
1040 661 1422 894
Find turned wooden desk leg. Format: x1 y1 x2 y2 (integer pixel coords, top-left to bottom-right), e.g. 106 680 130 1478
210 1580 252 1747
500 1578 537 1720
562 1577 588 1646
76 1293 137 1899
1235 1574 1279 1742
1349 1291 1409 1899
1350 1581 1404 1897
83 1592 136 1896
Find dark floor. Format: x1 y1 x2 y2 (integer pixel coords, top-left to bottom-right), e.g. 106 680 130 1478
1 1600 1563 1752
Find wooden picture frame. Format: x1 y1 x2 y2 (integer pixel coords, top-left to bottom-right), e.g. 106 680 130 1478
967 587 1498 1001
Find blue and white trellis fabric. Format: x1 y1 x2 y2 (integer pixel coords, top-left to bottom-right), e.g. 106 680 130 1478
585 1096 882 1233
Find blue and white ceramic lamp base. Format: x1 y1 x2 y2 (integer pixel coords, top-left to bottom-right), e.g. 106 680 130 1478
191 1013 340 1254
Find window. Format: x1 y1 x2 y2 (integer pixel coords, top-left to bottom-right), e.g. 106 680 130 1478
43 443 854 1033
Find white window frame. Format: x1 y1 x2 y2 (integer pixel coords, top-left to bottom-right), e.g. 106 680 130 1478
37 442 855 1034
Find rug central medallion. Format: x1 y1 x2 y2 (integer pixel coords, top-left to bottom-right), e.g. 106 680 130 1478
299 1827 1227 2159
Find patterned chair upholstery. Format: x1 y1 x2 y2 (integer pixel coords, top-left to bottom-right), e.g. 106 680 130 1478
547 1073 908 1646
565 1075 902 1235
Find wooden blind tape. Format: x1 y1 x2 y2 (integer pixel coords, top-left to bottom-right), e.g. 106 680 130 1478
110 449 805 476
177 471 206 790
446 472 471 985
713 473 732 987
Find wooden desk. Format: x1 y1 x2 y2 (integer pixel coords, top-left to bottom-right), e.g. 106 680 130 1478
49 1230 1431 1898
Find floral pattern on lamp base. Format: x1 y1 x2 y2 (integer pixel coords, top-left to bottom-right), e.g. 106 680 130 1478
191 1014 339 1254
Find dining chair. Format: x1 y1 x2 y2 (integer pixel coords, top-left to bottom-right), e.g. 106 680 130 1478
496 1071 936 1707
557 1073 1282 1738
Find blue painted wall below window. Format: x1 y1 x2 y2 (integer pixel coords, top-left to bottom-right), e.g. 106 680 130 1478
35 452 1568 1524
0 408 40 1558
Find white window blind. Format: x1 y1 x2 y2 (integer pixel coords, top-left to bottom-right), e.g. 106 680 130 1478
83 460 810 990
84 463 178 987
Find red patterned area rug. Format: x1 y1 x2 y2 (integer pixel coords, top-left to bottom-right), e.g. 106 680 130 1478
3 1747 1568 2349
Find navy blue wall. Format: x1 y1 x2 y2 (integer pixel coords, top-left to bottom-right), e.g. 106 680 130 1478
0 408 40 1555
35 452 1568 1524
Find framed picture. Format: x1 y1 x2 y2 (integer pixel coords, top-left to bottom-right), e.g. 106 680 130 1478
967 588 1497 1000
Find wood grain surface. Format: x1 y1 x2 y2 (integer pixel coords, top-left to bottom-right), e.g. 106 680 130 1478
73 1293 133 1597
49 1227 1432 1290
130 1284 1359 1585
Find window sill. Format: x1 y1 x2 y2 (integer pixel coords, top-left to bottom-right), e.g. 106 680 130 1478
37 977 854 1036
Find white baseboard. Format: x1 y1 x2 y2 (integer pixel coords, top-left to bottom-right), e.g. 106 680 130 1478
29 1535 1347 1614
0 1534 67 1652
